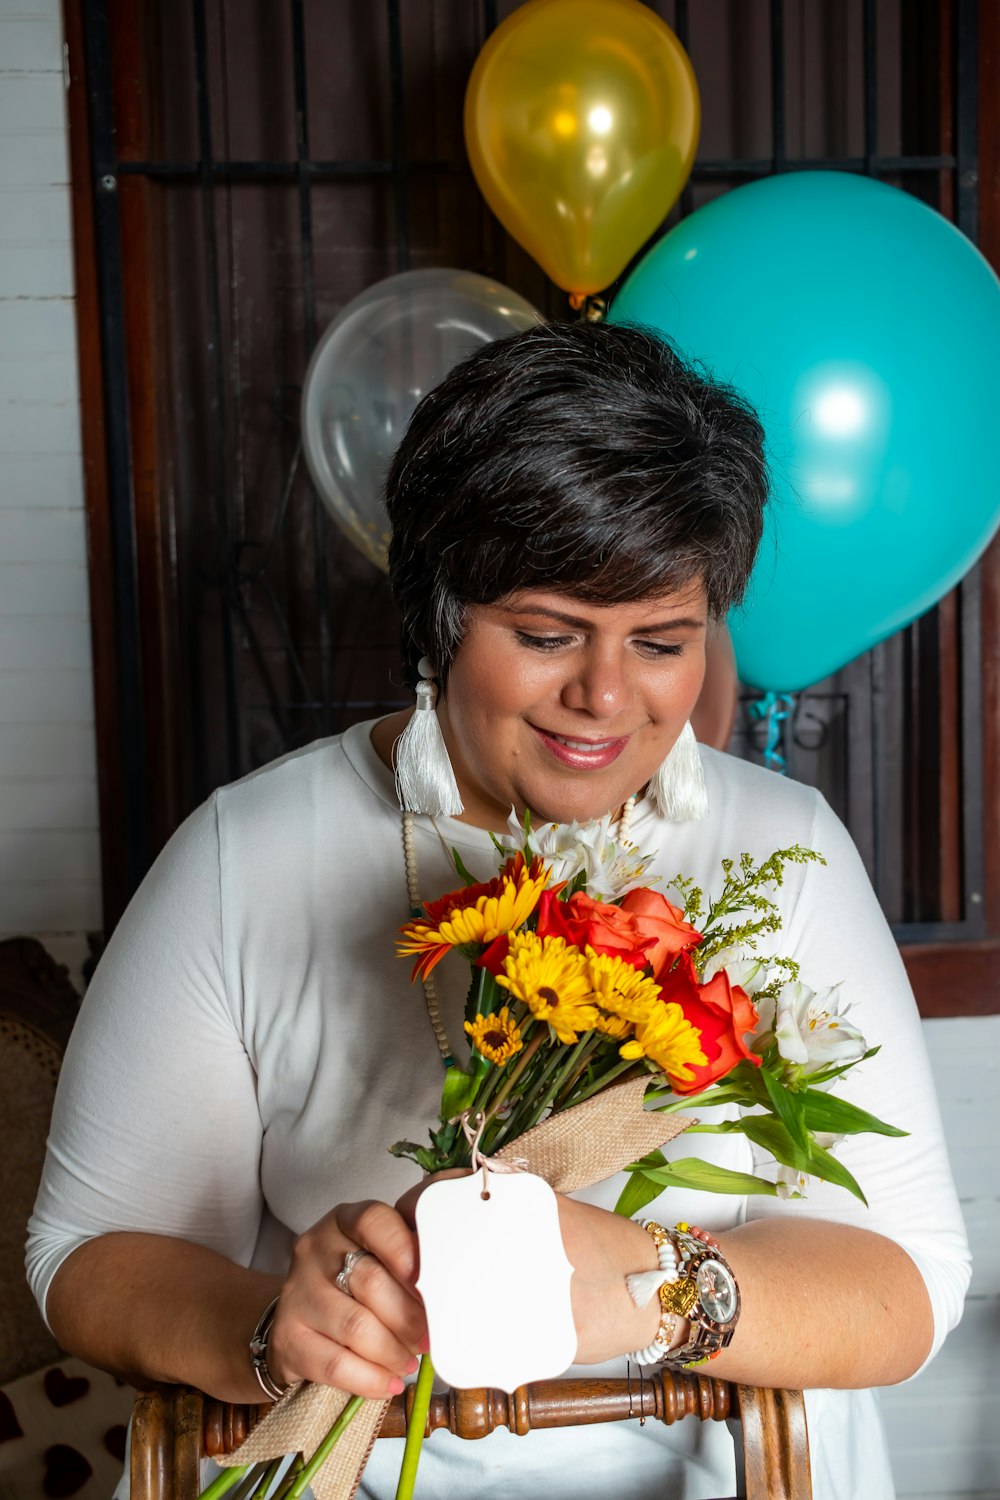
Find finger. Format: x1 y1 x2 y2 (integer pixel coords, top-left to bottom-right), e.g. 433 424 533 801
341 1252 427 1353
280 1323 415 1402
336 1200 420 1286
270 1284 419 1393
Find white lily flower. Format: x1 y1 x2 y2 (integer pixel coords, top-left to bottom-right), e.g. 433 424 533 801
498 810 656 899
701 946 770 995
774 1132 845 1199
773 981 867 1073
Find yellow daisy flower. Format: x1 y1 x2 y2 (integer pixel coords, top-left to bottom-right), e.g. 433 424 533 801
398 854 549 980
619 1002 707 1084
496 931 598 1045
585 949 662 1024
464 1006 523 1065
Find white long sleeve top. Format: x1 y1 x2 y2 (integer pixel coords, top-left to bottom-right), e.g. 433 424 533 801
28 721 971 1500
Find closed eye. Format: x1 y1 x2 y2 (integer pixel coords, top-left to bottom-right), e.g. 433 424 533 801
634 640 685 658
515 631 577 651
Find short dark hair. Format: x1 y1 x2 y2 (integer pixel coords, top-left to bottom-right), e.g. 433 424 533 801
385 319 768 687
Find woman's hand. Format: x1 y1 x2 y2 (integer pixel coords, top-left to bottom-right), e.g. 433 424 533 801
266 1201 429 1400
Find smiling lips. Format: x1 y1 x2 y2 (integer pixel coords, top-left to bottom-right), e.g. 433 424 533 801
531 724 630 770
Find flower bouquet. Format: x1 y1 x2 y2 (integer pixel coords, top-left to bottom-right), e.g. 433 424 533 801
204 814 903 1500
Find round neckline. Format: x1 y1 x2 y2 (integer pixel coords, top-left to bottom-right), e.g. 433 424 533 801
341 716 660 849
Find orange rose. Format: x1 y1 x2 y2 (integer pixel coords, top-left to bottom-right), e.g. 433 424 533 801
618 888 702 981
535 890 655 970
656 953 761 1095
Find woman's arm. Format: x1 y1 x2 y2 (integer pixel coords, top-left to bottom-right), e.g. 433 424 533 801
552 1198 933 1388
46 1199 429 1405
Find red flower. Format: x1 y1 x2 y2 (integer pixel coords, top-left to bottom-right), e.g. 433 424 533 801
534 889 655 970
618 888 702 981
656 954 761 1095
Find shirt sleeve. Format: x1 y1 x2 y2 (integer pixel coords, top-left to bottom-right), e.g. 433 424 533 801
743 791 971 1373
26 794 265 1327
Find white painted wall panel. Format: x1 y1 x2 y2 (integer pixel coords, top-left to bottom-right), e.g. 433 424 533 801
0 563 89 616
0 16 62 70
0 129 67 186
0 668 93 723
0 827 99 883
0 723 95 778
0 454 83 508
0 506 87 561
0 879 100 930
882 1014 1000 1497
0 350 79 403
0 0 100 938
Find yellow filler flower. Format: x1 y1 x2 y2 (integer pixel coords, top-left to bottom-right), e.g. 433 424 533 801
464 1006 524 1065
398 854 549 981
496 931 598 1045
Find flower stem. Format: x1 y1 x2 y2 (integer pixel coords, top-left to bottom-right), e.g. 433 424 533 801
394 1354 435 1500
484 1026 546 1119
562 1055 642 1108
198 1465 251 1500
266 1455 304 1500
285 1396 365 1499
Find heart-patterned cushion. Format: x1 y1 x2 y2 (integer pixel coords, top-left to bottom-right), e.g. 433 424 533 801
0 1360 133 1499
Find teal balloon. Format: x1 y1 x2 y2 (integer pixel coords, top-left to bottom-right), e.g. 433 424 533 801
609 171 1000 691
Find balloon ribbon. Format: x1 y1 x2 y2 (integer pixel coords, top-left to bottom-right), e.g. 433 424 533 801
748 691 797 774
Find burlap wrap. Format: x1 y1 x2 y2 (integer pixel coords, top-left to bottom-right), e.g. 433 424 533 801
221 1078 693 1499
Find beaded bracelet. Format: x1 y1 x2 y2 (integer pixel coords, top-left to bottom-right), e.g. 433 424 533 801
626 1220 681 1366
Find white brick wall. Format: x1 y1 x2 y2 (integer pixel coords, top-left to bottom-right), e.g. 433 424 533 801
0 0 101 941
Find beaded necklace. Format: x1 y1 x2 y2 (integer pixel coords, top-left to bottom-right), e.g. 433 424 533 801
401 795 637 1068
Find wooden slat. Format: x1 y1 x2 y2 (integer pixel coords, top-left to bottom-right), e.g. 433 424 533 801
902 939 1000 1015
737 1386 812 1500
61 0 126 931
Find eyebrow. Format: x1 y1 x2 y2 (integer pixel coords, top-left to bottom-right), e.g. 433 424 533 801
498 604 708 633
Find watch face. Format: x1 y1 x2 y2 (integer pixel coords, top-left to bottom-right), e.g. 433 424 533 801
695 1258 738 1325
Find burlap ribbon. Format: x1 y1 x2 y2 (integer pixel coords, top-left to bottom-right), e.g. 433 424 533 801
221 1078 693 1499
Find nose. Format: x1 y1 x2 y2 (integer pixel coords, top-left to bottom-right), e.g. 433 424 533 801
561 645 633 720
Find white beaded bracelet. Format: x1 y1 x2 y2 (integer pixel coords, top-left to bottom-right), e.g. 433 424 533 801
626 1220 682 1366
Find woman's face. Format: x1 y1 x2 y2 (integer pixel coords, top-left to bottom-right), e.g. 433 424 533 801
436 583 709 829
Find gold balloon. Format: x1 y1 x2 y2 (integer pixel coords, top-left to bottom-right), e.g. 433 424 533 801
464 0 700 297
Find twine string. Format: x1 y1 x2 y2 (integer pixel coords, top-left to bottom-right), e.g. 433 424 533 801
453 1109 528 1196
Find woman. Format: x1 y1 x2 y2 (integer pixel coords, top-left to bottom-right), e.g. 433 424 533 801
28 322 969 1499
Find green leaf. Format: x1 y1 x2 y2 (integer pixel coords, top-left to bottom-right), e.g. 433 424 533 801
631 1157 782 1197
799 1089 908 1138
388 1140 440 1174
440 1053 489 1119
762 1067 809 1151
804 1045 881 1087
451 847 479 887
739 1116 868 1205
805 1138 868 1205
614 1171 666 1217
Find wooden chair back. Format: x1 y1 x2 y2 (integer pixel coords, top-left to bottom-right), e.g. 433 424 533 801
131 1373 812 1500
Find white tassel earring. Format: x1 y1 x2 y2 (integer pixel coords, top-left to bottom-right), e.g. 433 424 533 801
647 721 708 822
394 656 464 816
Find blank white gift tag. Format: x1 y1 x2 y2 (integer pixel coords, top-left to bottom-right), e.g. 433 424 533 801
415 1170 577 1392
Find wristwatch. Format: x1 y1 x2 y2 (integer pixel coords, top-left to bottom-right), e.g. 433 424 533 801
656 1228 741 1367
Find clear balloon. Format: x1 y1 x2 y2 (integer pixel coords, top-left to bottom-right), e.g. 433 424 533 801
610 172 1000 691
465 0 699 297
301 270 541 570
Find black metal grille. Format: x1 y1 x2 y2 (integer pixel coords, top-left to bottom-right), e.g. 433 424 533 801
79 0 984 944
